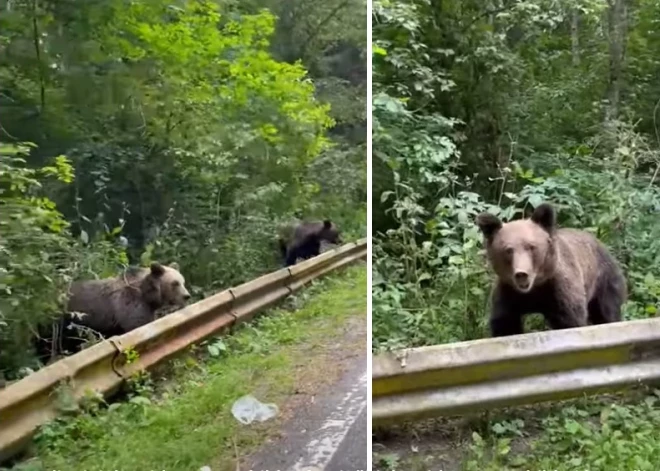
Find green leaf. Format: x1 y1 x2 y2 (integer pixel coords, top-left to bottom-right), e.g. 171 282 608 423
129 396 152 406
527 194 544 208
418 272 431 282
492 423 507 434
564 419 581 434
381 191 394 203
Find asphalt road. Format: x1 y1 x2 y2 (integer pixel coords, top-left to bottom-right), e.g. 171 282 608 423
246 351 368 471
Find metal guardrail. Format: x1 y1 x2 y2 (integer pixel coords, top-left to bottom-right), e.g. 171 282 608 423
372 317 660 425
0 239 366 463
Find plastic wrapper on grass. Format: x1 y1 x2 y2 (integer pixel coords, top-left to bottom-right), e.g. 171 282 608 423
231 395 279 424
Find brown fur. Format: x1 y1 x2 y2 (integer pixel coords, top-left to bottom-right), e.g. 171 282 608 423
476 203 627 337
36 262 190 361
278 219 342 266
66 262 190 334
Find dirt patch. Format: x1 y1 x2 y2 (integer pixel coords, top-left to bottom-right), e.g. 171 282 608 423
373 417 474 471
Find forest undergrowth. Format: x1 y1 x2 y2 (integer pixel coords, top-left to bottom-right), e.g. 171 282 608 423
372 0 660 352
0 0 366 380
371 1 660 467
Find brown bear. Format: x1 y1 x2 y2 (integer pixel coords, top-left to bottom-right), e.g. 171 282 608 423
36 262 191 362
277 219 342 267
476 203 627 337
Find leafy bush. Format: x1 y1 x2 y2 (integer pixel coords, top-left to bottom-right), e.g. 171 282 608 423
0 143 126 379
0 0 366 377
372 0 660 352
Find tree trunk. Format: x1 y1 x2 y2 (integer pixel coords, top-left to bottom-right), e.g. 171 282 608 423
605 0 628 124
273 1 300 63
571 8 580 66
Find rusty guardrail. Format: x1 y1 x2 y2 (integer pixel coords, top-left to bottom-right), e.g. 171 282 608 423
372 317 660 425
0 239 366 462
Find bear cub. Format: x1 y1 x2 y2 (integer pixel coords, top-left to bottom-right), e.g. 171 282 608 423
476 203 627 337
278 219 342 267
36 262 191 362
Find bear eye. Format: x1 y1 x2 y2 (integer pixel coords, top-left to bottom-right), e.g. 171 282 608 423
172 281 180 287
505 247 514 256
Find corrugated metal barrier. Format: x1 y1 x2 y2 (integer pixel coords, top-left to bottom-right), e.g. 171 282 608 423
372 317 660 425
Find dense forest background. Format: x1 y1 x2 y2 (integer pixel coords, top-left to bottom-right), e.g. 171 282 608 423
0 0 367 380
372 0 660 351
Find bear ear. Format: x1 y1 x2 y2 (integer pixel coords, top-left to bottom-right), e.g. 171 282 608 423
323 219 332 229
142 276 163 307
169 262 180 271
476 212 502 240
530 203 556 233
150 262 165 277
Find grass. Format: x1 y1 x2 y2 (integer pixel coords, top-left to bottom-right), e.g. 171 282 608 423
465 390 660 471
7 263 366 471
373 387 660 471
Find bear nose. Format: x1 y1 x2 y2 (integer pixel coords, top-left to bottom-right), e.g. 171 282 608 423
183 293 191 300
514 272 529 284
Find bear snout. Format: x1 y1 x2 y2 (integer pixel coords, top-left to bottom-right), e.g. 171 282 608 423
172 286 191 305
514 271 532 291
514 271 529 282
178 288 191 303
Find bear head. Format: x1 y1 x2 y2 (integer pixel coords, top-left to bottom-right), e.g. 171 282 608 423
318 219 342 245
476 203 557 293
141 262 191 309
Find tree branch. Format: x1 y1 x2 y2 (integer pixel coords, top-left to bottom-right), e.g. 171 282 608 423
300 0 352 59
462 5 516 32
31 0 46 112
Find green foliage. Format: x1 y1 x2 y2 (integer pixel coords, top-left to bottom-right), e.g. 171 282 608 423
373 453 401 471
371 0 660 467
0 0 365 376
462 391 660 470
372 0 660 352
0 142 124 378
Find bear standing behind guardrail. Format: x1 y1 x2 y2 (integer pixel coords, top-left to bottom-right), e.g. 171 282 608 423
34 262 191 363
277 219 343 266
476 203 627 337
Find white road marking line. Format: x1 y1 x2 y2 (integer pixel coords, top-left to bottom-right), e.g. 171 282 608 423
289 370 368 471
